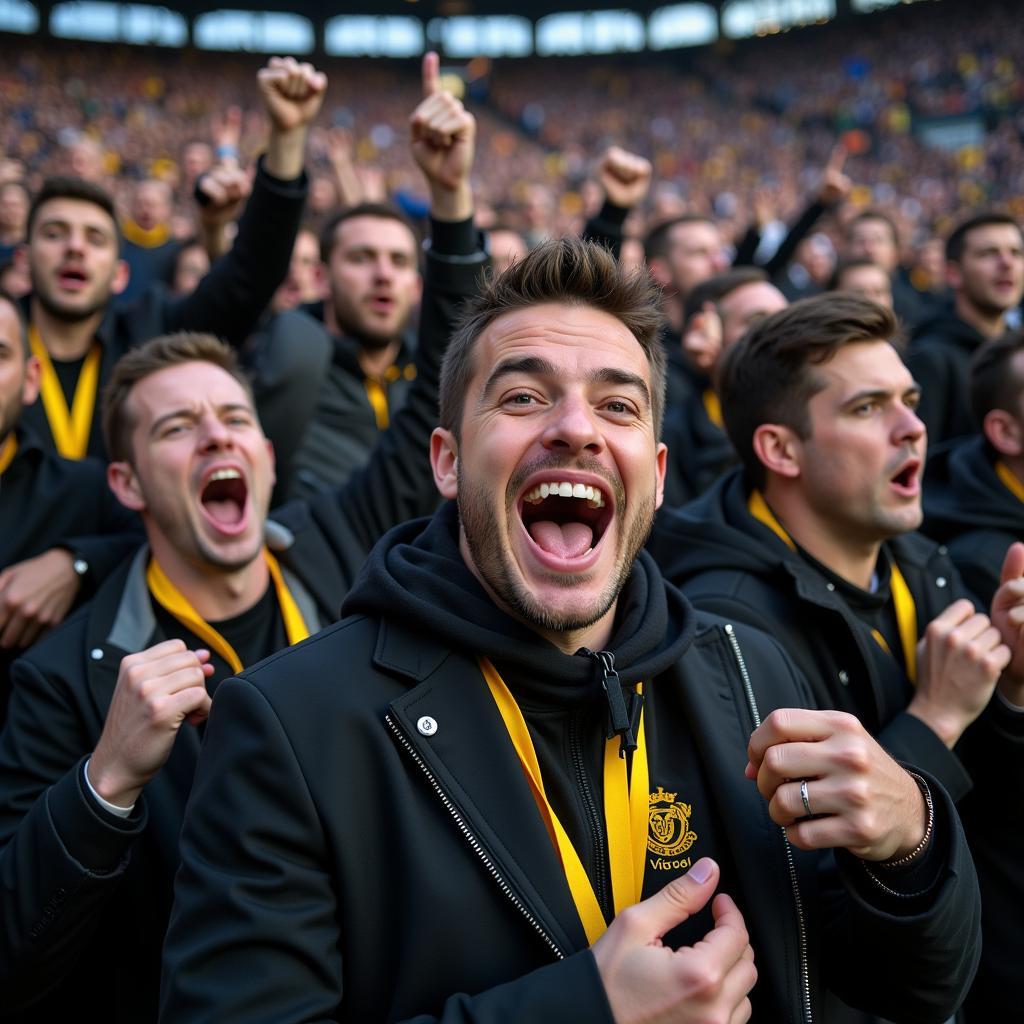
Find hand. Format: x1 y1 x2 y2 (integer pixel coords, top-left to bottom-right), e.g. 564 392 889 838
907 598 1009 746
196 163 252 229
818 144 851 207
326 126 355 169
592 859 756 1024
257 56 327 134
682 302 724 374
410 51 475 220
988 541 1024 705
597 146 653 211
752 186 776 228
746 708 927 862
88 640 214 808
0 548 81 650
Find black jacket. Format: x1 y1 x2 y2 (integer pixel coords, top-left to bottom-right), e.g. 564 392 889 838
650 468 1024 1021
19 159 306 460
905 307 989 446
921 436 1022 606
0 431 141 716
660 388 736 508
160 506 980 1024
0 235 488 1023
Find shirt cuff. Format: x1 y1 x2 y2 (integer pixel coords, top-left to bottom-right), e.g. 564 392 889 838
83 757 135 819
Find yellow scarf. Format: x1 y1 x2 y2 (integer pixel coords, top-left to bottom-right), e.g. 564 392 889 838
480 657 648 944
146 549 310 674
29 325 101 460
996 460 1024 504
0 434 17 475
121 219 170 249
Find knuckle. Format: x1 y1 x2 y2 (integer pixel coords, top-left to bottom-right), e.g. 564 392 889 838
763 745 787 775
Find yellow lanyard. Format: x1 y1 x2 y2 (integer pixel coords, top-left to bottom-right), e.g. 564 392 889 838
702 388 724 430
479 657 648 945
996 460 1024 504
146 548 311 674
364 378 390 431
28 325 101 460
747 488 917 682
0 434 17 475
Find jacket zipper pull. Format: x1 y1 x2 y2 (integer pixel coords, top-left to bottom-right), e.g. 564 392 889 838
578 648 637 757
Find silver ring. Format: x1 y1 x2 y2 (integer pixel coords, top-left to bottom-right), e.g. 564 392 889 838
800 779 812 817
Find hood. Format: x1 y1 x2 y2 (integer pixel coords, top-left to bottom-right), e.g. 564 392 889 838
923 436 1024 539
343 501 695 696
909 306 988 353
649 468 793 586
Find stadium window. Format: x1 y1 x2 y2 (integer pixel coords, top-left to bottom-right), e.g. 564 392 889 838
435 16 532 58
0 0 38 33
649 3 718 49
51 2 185 43
194 10 314 53
722 0 834 38
852 0 927 9
324 16 424 57
537 10 645 55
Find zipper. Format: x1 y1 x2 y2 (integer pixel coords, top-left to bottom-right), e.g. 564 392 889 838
386 712 566 961
724 623 813 1024
569 710 611 921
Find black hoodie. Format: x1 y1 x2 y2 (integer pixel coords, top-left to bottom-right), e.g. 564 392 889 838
922 436 1023 606
905 307 990 445
344 503 737 944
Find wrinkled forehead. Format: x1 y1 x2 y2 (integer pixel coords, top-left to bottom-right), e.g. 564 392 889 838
128 361 254 426
814 339 911 395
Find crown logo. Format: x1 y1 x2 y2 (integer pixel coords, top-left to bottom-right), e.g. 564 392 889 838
649 786 677 805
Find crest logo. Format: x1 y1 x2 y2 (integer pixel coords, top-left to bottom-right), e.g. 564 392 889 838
647 786 697 857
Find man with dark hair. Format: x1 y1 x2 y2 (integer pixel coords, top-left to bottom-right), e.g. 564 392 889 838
19 56 325 462
0 69 487 1023
162 238 979 1024
844 208 922 325
118 178 181 305
650 292 1024 1022
923 330 1024 605
906 211 1024 444
284 199 425 497
661 267 787 506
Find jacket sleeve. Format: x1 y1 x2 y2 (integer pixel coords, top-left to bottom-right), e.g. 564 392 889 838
159 676 615 1024
305 220 488 557
160 158 307 348
0 657 146 1011
822 769 981 1023
581 200 628 260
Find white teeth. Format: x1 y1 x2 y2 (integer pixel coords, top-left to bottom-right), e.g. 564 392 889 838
209 469 241 482
521 481 606 507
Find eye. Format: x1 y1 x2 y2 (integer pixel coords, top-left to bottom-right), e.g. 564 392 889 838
603 399 634 415
905 392 921 410
852 400 877 416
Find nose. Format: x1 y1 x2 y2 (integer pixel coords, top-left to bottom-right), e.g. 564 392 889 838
197 412 234 452
372 255 395 282
895 402 926 446
541 391 604 456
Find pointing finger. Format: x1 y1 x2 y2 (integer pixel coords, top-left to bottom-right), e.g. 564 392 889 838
422 50 440 97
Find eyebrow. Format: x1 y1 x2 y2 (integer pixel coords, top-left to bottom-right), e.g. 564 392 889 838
481 356 652 409
843 383 921 406
37 216 113 239
148 402 253 437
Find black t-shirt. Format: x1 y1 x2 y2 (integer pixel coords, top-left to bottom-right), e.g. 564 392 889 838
52 351 87 406
151 582 287 691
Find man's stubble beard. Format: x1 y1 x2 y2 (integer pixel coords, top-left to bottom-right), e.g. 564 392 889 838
32 278 109 325
456 456 656 636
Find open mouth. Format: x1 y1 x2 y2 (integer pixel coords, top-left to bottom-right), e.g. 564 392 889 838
519 479 613 562
890 459 920 495
58 267 88 288
199 467 249 533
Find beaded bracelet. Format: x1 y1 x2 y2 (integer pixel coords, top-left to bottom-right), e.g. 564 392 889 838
861 771 935 898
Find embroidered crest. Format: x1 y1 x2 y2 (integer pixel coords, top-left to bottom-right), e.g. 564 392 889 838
647 786 698 857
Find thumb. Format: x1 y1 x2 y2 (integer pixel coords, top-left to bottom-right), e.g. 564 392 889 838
826 142 847 173
422 51 440 97
1000 541 1024 586
628 858 719 940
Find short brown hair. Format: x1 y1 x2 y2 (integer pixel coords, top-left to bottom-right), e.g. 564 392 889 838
439 235 666 438
970 329 1024 430
719 293 898 488
102 332 254 463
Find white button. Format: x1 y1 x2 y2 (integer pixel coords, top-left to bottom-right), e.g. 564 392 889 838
417 716 438 736
90 648 103 661
936 577 947 588
73 559 89 576
826 583 835 592
838 670 850 685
